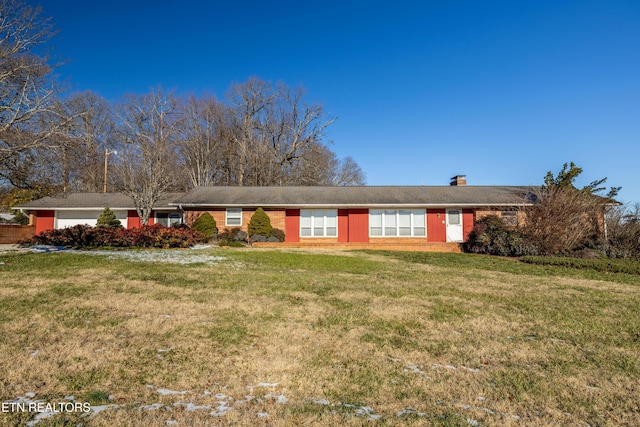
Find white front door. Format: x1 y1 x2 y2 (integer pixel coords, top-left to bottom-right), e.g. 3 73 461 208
446 209 463 242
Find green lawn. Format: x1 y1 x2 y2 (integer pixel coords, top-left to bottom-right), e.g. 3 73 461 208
0 248 639 426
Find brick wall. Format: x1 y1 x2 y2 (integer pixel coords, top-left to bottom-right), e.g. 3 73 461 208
0 225 35 244
185 208 286 234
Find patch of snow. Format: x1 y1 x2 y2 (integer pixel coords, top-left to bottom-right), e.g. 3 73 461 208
397 408 427 417
165 420 179 426
78 249 226 265
174 401 211 412
256 382 278 388
210 401 233 417
156 389 189 396
88 404 122 418
467 418 479 426
256 412 269 418
404 363 427 375
312 398 330 406
264 393 288 404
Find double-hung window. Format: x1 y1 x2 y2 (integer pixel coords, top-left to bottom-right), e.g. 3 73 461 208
226 208 242 226
300 209 337 237
369 209 425 237
156 212 182 227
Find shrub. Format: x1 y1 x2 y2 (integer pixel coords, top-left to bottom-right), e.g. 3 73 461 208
217 228 247 244
249 234 268 243
521 256 640 275
31 224 205 249
13 210 30 225
464 215 537 257
248 208 272 237
271 228 285 242
606 204 640 259
218 240 245 248
96 207 122 228
191 212 218 240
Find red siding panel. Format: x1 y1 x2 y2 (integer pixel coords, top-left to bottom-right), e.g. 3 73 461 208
285 209 300 242
127 210 141 229
35 210 55 235
348 209 369 242
338 209 349 242
463 209 474 242
427 209 446 242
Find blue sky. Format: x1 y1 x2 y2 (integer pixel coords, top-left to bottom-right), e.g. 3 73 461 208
38 0 640 202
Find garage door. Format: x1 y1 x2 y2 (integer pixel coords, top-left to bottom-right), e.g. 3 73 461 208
55 210 128 229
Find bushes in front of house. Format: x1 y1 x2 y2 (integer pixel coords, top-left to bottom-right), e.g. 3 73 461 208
191 212 218 240
248 207 272 238
31 224 205 249
464 215 538 257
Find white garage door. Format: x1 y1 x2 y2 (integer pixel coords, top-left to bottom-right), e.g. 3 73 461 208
55 210 128 229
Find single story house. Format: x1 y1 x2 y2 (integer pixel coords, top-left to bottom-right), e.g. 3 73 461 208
174 177 534 245
16 192 184 235
16 176 537 248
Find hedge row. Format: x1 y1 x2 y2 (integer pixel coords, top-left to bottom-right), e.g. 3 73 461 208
520 256 640 275
31 224 205 249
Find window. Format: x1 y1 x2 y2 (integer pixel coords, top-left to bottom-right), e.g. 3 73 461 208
155 212 182 227
501 211 518 227
226 208 242 226
300 209 337 237
369 209 425 237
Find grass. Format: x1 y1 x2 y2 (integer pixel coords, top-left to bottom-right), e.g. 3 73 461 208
0 248 639 426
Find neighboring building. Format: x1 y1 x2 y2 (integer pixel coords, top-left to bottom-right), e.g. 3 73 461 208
15 177 537 248
16 193 184 235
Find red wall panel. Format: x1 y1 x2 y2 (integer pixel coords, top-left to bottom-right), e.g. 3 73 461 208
35 210 55 235
348 209 369 242
127 210 141 229
338 209 349 242
463 209 474 242
427 209 446 242
285 209 300 242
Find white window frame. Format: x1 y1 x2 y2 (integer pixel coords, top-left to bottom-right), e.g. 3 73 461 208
369 209 426 237
226 208 242 226
300 209 337 237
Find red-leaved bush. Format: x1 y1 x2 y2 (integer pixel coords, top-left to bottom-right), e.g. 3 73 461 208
31 224 205 249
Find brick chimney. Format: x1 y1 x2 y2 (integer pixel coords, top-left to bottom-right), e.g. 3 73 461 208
450 175 467 186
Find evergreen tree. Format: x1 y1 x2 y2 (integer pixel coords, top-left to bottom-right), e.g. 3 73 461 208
191 212 218 239
248 208 272 237
96 207 122 228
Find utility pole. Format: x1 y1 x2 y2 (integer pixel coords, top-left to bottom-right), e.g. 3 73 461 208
103 149 117 193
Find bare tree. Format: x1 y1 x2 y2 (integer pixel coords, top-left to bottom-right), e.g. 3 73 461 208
606 203 640 259
225 77 338 186
114 89 184 224
177 94 230 187
0 0 59 168
522 186 607 254
57 91 116 192
520 163 617 255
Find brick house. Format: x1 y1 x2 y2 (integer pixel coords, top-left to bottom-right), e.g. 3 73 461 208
174 177 534 248
16 193 184 235
17 176 537 250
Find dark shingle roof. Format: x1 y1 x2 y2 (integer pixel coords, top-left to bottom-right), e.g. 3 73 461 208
173 186 537 208
16 193 183 210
